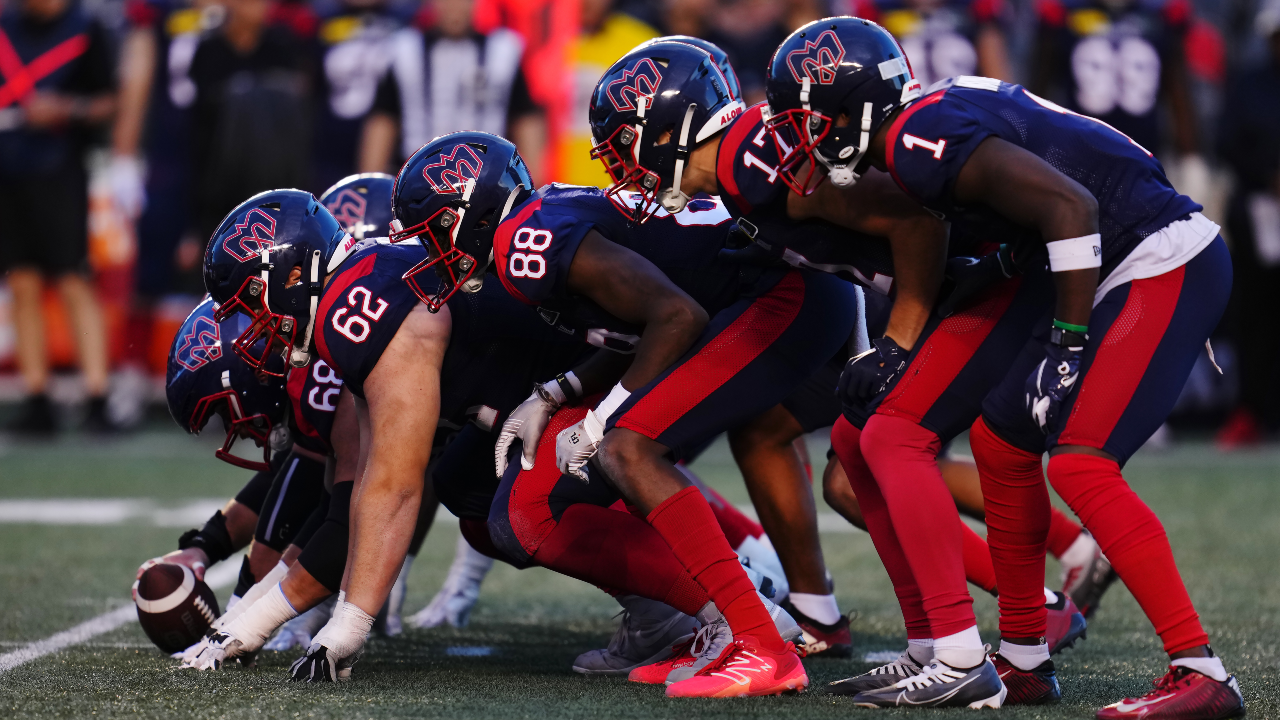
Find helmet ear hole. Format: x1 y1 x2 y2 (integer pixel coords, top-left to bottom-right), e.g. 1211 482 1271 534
473 207 497 230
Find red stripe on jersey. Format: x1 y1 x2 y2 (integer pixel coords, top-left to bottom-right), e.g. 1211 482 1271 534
715 104 766 216
492 198 544 305
883 90 948 204
616 271 805 438
1057 267 1185 449
876 277 1020 423
315 253 378 370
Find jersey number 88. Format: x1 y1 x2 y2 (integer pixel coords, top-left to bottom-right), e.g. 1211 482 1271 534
509 228 553 279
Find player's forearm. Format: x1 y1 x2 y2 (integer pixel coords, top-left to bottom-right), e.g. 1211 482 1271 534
112 28 156 155
1052 268 1097 330
621 298 707 391
345 470 421 615
884 219 947 350
570 348 632 396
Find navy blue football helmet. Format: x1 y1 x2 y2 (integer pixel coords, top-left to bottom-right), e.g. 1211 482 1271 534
166 297 288 471
633 35 742 102
589 38 745 223
319 173 395 240
391 132 533 312
764 17 922 193
203 189 350 375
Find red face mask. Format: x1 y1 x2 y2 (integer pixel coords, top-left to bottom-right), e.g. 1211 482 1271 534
590 122 664 224
189 389 274 471
764 106 833 196
394 206 479 312
214 276 296 377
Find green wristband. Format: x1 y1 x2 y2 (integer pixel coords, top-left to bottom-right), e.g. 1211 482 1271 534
1053 319 1089 334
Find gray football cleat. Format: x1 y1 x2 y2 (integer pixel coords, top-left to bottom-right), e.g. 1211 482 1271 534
572 595 700 675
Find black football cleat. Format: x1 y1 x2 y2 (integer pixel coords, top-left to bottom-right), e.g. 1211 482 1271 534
779 597 852 658
992 653 1062 705
827 649 924 696
850 657 1007 709
1096 666 1245 720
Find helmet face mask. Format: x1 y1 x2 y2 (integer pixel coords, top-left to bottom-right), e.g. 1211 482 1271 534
590 121 664 224
190 389 274 471
766 102 835 195
396 204 479 312
213 275 298 377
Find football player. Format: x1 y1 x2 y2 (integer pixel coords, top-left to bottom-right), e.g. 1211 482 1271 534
766 17 1241 717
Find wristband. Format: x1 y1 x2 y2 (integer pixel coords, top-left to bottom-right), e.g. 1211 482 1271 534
1046 234 1101 272
537 380 566 406
593 383 632 424
1052 319 1088 333
556 371 582 402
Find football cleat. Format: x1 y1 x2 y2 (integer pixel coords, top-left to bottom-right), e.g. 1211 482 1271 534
780 597 852 658
1046 591 1089 654
409 536 493 629
992 654 1062 705
826 648 925 696
1060 531 1118 619
573 596 699 676
850 657 1007 709
665 638 808 698
1096 666 1245 720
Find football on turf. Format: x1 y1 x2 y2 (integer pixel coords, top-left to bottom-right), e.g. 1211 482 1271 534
133 563 220 653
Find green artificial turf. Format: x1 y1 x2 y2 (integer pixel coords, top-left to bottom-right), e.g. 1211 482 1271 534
0 431 1276 718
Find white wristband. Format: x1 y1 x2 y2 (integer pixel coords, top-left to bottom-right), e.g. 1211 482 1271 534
593 383 632 424
1046 234 1101 272
564 371 583 398
540 379 567 405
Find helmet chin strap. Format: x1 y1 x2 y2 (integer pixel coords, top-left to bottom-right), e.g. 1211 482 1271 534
817 101 873 188
290 249 323 368
660 102 698 214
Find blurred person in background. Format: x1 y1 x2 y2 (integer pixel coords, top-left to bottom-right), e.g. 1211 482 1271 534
112 0 218 427
834 0 1013 87
554 0 655 186
662 0 819 105
0 0 116 434
359 0 544 179
1216 0 1280 447
310 0 403 192
187 0 311 250
1030 0 1209 197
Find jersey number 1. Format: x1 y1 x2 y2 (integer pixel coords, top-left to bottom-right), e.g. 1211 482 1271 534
902 134 946 160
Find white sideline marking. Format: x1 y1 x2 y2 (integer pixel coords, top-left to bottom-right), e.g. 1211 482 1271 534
0 552 244 675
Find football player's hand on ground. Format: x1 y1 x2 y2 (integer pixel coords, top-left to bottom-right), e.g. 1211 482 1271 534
838 336 908 405
1026 333 1086 433
496 382 563 476
182 629 250 671
290 599 373 682
135 548 210 588
556 408 606 483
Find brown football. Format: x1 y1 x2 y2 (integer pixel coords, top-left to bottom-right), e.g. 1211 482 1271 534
134 563 220 653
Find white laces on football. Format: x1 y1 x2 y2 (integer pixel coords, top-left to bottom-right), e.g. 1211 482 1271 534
894 660 968 691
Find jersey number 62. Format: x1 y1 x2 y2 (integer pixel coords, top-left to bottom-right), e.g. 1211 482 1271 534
332 286 388 343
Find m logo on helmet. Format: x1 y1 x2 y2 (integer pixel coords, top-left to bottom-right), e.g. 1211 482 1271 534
606 58 663 112
423 144 485 193
221 208 277 262
175 316 222 371
786 29 846 85
325 189 367 229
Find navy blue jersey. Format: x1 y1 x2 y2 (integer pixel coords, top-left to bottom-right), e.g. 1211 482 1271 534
287 359 343 455
1034 0 1190 154
492 184 781 341
317 240 588 427
125 0 200 164
884 77 1201 279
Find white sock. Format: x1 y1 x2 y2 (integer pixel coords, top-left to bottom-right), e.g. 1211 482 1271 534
1044 587 1059 605
226 594 242 612
788 592 841 625
933 625 986 669
225 583 299 650
1059 531 1096 566
999 639 1050 671
1171 656 1228 682
906 638 935 665
215 561 289 629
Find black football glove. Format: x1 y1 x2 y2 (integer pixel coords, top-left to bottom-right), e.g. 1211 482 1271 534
936 244 1018 319
1026 328 1087 434
838 336 908 404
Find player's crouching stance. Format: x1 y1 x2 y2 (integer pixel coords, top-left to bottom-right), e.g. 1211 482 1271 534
767 17 1244 718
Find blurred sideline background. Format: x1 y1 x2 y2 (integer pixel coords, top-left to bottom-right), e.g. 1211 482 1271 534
0 0 1268 445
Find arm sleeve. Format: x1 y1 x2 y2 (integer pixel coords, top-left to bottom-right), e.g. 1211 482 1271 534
371 68 401 118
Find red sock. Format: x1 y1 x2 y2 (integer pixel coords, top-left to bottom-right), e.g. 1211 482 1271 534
691 473 764 549
970 416 1050 639
532 504 711 616
832 415 931 639
648 486 784 650
1046 508 1083 559
1048 453 1208 653
961 523 998 595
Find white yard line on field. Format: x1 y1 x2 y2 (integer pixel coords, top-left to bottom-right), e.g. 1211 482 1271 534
0 552 244 675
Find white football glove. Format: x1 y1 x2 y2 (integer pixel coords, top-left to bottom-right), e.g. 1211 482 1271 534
182 629 251 671
555 383 630 483
289 596 374 682
109 153 146 218
495 382 563 477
